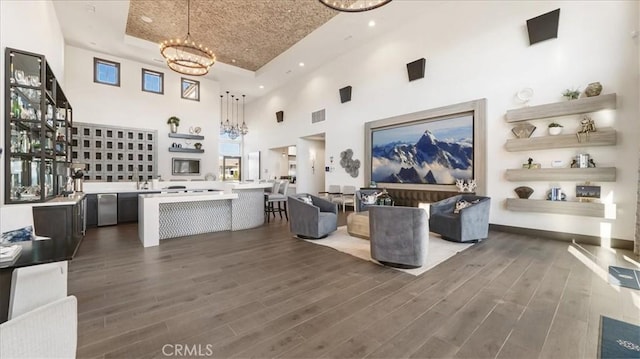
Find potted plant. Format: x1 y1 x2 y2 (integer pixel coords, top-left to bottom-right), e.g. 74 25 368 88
562 88 580 100
548 122 563 135
167 116 180 133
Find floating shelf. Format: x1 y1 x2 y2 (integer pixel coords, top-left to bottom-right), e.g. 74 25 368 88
168 133 204 140
505 93 617 123
505 198 615 218
168 147 204 153
505 167 616 182
505 127 616 152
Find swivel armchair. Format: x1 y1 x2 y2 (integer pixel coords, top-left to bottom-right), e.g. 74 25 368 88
288 194 338 239
429 195 491 242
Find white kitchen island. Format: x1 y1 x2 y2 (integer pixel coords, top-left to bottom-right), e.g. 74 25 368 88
137 182 272 247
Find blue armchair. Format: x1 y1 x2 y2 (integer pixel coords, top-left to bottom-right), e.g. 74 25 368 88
429 195 491 242
288 194 338 239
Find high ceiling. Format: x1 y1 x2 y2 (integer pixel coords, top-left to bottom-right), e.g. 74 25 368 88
52 0 427 99
125 0 338 72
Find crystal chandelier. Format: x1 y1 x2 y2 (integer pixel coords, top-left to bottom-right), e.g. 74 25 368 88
318 0 392 12
219 91 248 139
159 0 215 76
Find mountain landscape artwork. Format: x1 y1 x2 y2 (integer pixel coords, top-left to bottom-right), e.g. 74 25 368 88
371 114 473 184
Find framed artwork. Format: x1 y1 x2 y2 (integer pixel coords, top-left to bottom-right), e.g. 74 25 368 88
181 78 200 101
364 99 486 194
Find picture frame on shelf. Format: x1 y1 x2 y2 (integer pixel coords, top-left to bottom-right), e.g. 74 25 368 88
576 184 601 202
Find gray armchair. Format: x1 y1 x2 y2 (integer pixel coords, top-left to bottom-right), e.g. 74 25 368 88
288 194 338 239
429 195 491 242
369 206 429 268
355 189 379 212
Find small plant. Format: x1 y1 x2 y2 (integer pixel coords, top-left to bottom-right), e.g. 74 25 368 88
548 122 563 128
167 116 180 126
562 88 580 100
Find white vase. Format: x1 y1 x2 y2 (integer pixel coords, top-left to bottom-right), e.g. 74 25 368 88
548 127 563 136
170 123 178 133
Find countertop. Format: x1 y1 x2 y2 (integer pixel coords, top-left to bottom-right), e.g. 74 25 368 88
30 193 86 207
138 191 238 203
83 181 272 194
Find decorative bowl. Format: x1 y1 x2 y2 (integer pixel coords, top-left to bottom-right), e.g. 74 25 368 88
511 123 536 138
514 186 534 199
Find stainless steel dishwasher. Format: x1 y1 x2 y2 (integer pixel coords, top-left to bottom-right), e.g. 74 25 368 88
97 193 118 226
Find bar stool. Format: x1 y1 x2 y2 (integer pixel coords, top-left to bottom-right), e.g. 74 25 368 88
264 180 289 222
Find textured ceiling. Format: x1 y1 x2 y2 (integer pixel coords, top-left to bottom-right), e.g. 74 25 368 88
126 0 338 72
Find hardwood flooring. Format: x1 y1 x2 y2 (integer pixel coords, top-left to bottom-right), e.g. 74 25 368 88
69 213 640 358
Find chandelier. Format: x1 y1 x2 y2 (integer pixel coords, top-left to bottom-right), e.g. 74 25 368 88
220 92 248 139
159 0 215 76
318 0 392 12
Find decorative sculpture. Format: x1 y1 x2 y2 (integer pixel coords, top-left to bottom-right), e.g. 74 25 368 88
455 179 477 193
576 116 596 142
340 149 361 178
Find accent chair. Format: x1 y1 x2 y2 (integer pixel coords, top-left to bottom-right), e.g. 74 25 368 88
287 193 338 239
429 194 491 242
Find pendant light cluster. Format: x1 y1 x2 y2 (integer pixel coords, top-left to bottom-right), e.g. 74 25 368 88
219 91 248 139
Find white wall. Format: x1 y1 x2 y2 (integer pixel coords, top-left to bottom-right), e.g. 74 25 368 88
0 0 65 206
244 1 640 241
296 138 325 195
64 46 221 180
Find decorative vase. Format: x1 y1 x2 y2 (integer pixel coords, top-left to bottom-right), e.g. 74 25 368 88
548 127 563 136
170 123 178 133
584 82 602 97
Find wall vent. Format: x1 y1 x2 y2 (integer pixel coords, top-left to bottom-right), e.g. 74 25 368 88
312 109 326 123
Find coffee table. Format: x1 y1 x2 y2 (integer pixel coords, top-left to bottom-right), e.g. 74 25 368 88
347 211 369 239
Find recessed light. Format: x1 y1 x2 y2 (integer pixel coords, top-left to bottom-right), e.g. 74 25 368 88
89 41 97 46
141 15 153 23
259 85 264 89
299 62 305 67
231 59 236 63
344 35 353 41
285 70 292 74
368 20 376 27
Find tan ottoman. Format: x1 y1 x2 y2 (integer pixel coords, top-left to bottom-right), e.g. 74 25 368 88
347 211 369 239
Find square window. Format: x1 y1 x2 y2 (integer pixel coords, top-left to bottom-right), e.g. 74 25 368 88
181 78 200 101
147 154 153 162
118 164 124 171
128 153 133 161
128 143 133 150
138 154 143 161
142 68 164 94
93 58 120 87
117 131 124 139
107 175 113 182
118 175 124 181
138 132 144 140
96 164 102 171
106 130 113 138
117 153 123 161
147 133 153 141
107 164 113 172
117 142 124 150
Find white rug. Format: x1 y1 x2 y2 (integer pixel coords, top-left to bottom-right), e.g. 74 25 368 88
303 226 474 276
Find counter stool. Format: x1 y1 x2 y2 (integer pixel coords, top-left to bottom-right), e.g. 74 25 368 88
265 180 289 222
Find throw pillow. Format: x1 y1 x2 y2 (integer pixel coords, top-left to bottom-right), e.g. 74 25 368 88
361 192 378 205
1 226 34 243
453 199 482 213
301 196 313 205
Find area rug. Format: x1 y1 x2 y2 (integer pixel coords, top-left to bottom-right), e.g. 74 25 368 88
302 226 474 276
608 266 640 290
599 316 640 358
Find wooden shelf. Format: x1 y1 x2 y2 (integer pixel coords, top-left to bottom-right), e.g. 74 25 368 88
505 198 615 218
168 147 204 153
505 127 616 152
168 133 204 140
505 167 616 182
505 93 617 123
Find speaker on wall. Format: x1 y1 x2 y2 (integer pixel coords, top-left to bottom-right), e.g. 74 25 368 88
406 58 426 82
526 8 560 45
276 111 284 123
339 86 352 103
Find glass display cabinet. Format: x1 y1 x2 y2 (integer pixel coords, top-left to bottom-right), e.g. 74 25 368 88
4 48 72 204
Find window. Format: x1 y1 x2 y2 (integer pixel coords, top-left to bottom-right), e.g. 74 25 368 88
181 78 200 101
142 68 164 94
93 58 120 86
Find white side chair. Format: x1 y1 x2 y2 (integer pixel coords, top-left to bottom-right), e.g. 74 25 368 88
333 185 356 212
0 296 78 359
9 261 68 319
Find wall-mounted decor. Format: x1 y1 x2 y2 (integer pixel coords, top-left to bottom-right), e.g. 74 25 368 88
406 58 426 82
364 99 487 194
339 86 352 103
340 149 360 178
72 122 158 182
526 8 560 45
576 184 601 201
276 110 284 123
181 78 200 101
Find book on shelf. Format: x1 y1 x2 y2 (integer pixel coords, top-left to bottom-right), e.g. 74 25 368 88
0 244 23 263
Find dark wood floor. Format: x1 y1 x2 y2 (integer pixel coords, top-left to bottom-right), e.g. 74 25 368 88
69 213 640 359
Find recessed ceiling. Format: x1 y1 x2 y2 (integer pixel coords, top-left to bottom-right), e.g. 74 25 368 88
126 0 338 71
